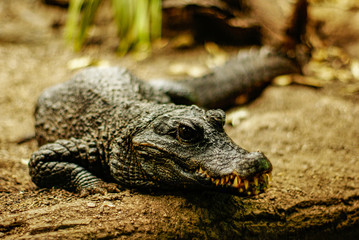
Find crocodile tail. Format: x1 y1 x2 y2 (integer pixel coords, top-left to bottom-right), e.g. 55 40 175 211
182 47 301 109
149 47 300 109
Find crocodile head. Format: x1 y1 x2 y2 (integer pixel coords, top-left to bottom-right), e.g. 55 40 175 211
132 105 272 196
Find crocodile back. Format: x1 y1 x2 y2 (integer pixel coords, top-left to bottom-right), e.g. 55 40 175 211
34 67 171 146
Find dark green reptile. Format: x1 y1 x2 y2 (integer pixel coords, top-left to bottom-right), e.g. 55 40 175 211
29 47 299 196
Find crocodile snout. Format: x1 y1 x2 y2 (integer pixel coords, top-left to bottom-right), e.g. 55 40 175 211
194 146 272 196
241 151 272 177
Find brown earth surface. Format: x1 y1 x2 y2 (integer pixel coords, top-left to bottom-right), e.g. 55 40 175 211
1 0 359 239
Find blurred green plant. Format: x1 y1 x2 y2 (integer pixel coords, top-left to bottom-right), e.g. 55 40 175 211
65 0 162 55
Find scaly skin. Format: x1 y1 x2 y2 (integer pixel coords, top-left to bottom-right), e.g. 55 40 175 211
29 47 297 196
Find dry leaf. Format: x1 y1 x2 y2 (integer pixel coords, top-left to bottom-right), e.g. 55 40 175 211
273 75 293 86
226 108 249 126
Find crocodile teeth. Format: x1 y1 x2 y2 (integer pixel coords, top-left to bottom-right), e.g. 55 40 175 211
253 177 258 186
263 172 272 185
196 167 211 178
215 179 220 186
264 174 269 185
232 176 240 188
196 166 273 197
244 180 249 190
268 172 272 181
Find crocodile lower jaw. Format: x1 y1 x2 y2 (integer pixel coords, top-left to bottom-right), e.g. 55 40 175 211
196 167 272 196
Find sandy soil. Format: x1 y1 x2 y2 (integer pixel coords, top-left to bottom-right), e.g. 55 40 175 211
0 0 359 239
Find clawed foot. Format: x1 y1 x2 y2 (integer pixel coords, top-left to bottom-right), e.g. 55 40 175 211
79 182 122 197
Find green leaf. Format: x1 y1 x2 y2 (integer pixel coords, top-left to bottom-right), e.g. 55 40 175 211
65 0 162 55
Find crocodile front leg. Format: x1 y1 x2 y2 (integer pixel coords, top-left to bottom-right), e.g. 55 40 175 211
29 138 118 195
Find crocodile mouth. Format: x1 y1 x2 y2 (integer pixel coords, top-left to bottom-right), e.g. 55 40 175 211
195 167 272 196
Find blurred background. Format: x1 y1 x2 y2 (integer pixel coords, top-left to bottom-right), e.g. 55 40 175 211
1 1 359 239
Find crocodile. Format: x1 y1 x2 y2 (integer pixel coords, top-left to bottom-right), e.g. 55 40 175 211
29 47 299 196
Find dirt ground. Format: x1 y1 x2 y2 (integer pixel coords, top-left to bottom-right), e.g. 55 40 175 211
1 0 359 239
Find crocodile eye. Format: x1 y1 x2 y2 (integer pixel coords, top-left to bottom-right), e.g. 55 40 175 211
177 124 203 144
